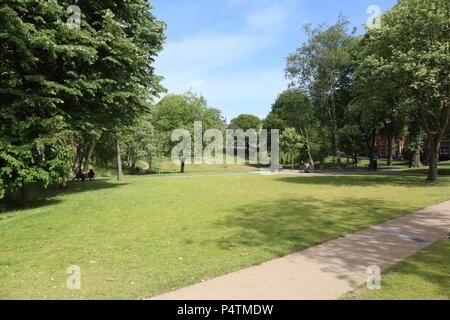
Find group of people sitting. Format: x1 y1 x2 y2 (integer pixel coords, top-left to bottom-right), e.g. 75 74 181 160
73 166 96 182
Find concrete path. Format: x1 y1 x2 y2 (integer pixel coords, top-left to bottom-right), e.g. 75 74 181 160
149 201 450 300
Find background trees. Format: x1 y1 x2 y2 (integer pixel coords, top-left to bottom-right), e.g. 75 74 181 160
280 128 304 170
152 91 225 156
229 114 262 132
356 0 449 181
266 89 329 165
279 0 449 180
286 17 356 169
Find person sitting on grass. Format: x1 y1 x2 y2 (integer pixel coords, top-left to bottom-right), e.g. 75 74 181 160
87 169 95 181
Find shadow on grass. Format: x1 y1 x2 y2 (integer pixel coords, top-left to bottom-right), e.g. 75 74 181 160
201 195 434 287
0 179 127 214
275 174 442 187
209 197 398 253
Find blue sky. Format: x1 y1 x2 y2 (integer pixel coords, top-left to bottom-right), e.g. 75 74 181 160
151 0 397 122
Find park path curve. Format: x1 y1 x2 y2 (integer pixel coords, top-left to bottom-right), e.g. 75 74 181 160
148 201 450 300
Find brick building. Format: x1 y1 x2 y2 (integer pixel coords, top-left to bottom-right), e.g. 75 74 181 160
375 124 450 161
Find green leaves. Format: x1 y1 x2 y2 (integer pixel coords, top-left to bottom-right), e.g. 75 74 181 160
152 91 224 155
356 0 450 181
229 115 262 132
0 0 166 198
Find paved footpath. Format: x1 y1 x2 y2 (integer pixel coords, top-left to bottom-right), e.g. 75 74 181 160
149 201 450 300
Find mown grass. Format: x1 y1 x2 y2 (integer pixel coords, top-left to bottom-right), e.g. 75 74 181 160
1 174 449 299
401 163 450 176
94 158 263 178
343 240 450 300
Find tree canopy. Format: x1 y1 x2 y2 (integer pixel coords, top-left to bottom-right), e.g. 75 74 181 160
0 0 166 203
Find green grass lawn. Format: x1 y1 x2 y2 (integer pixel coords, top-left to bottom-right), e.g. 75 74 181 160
320 157 450 175
401 162 450 176
343 239 450 300
1 174 450 299
95 159 263 178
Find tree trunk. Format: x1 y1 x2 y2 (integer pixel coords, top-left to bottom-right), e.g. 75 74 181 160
21 180 28 209
369 154 375 171
58 170 70 190
387 132 394 166
410 151 422 168
426 105 450 182
300 127 315 165
115 132 124 181
83 138 97 173
422 136 430 166
329 94 342 169
180 160 185 173
291 154 294 171
367 130 378 171
427 136 440 182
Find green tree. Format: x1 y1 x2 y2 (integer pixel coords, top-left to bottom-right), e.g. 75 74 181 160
286 16 356 169
229 114 262 132
82 1 166 180
280 128 304 171
0 0 90 204
346 99 386 170
338 125 365 167
124 117 157 173
358 0 449 181
0 115 75 207
269 89 328 165
152 91 224 156
0 0 167 189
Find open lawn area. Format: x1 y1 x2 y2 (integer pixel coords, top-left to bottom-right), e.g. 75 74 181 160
343 239 450 300
1 174 450 299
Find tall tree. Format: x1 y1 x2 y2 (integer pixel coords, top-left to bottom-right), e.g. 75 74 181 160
358 0 449 181
286 16 356 169
0 0 167 191
81 1 166 180
0 0 93 204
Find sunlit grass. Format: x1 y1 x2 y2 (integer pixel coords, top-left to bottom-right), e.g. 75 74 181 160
343 240 450 300
1 174 450 299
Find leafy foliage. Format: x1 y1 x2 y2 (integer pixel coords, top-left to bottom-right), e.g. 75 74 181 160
229 114 262 132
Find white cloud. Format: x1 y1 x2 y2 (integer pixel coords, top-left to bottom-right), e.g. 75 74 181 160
159 68 288 119
154 0 303 119
245 3 290 32
156 31 275 75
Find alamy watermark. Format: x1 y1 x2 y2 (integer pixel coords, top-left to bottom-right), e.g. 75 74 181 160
366 5 382 30
171 122 280 172
66 265 81 290
67 0 81 30
367 265 381 290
